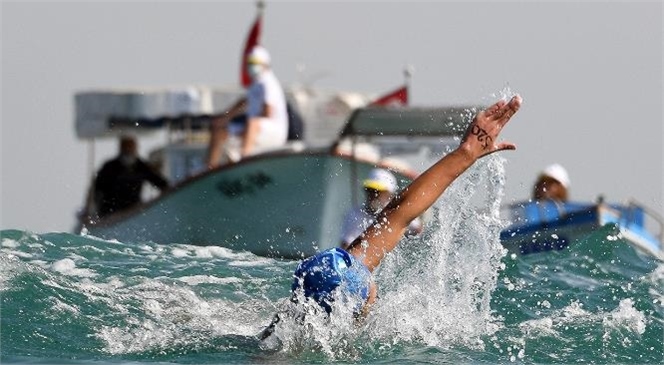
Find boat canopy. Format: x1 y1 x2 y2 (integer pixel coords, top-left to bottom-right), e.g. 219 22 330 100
338 106 484 138
75 86 245 139
74 86 374 144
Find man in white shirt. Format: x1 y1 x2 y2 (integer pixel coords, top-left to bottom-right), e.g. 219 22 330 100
206 46 289 168
340 168 422 249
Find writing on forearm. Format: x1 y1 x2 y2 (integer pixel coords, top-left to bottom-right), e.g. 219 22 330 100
471 125 492 150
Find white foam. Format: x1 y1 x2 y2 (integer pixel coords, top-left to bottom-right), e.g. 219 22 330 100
174 244 261 261
26 242 44 249
519 317 558 338
0 254 23 289
650 263 664 282
170 248 190 257
51 258 98 278
68 253 87 262
164 244 274 266
51 258 76 272
194 246 225 258
2 250 33 259
107 277 126 289
518 297 648 346
602 298 647 335
645 264 664 308
95 282 263 355
78 231 123 245
139 244 154 252
176 275 243 286
70 245 106 253
561 300 591 319
228 258 273 267
29 260 49 268
207 246 255 259
51 298 81 315
1 238 20 248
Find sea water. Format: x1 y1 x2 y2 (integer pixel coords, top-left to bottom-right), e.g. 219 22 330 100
2 157 662 364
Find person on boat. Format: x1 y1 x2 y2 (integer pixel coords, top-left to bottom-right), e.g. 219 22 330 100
206 45 288 168
261 95 523 338
339 168 422 250
532 163 570 202
92 136 169 218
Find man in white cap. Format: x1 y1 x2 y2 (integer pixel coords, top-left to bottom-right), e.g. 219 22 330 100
339 168 422 249
532 163 570 202
206 45 288 168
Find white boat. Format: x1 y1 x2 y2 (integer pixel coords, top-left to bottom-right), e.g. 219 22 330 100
75 87 664 261
75 87 472 258
501 200 664 261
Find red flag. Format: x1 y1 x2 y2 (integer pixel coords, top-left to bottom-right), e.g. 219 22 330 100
240 14 262 88
370 85 408 107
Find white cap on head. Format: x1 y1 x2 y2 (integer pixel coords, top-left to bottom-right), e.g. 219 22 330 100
541 163 570 188
363 168 398 193
248 45 271 65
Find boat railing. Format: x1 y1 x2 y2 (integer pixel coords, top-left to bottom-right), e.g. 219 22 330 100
500 200 595 228
626 199 664 249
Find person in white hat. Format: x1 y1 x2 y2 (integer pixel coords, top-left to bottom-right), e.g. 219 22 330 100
339 168 422 249
206 45 288 168
532 163 570 202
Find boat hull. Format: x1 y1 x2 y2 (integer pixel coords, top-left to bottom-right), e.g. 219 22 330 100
500 201 663 261
83 152 411 259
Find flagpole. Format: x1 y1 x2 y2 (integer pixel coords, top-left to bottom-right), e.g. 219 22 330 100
403 65 414 87
404 64 414 105
257 0 264 16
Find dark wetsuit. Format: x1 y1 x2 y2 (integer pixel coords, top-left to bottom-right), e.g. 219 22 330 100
94 157 168 217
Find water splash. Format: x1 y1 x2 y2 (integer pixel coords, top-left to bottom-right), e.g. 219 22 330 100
366 155 508 349
263 154 510 359
490 84 517 102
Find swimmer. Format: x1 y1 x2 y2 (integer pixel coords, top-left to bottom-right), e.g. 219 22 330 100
260 95 523 339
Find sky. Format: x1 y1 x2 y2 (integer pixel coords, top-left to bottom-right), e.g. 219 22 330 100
1 1 662 233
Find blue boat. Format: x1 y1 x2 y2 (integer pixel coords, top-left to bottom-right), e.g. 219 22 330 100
500 200 663 261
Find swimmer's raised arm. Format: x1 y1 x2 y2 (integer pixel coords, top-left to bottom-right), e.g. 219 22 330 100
348 95 523 272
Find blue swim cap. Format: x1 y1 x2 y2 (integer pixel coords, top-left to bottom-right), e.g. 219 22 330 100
291 248 370 314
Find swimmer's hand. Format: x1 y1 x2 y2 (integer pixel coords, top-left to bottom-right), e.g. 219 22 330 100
460 95 522 159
